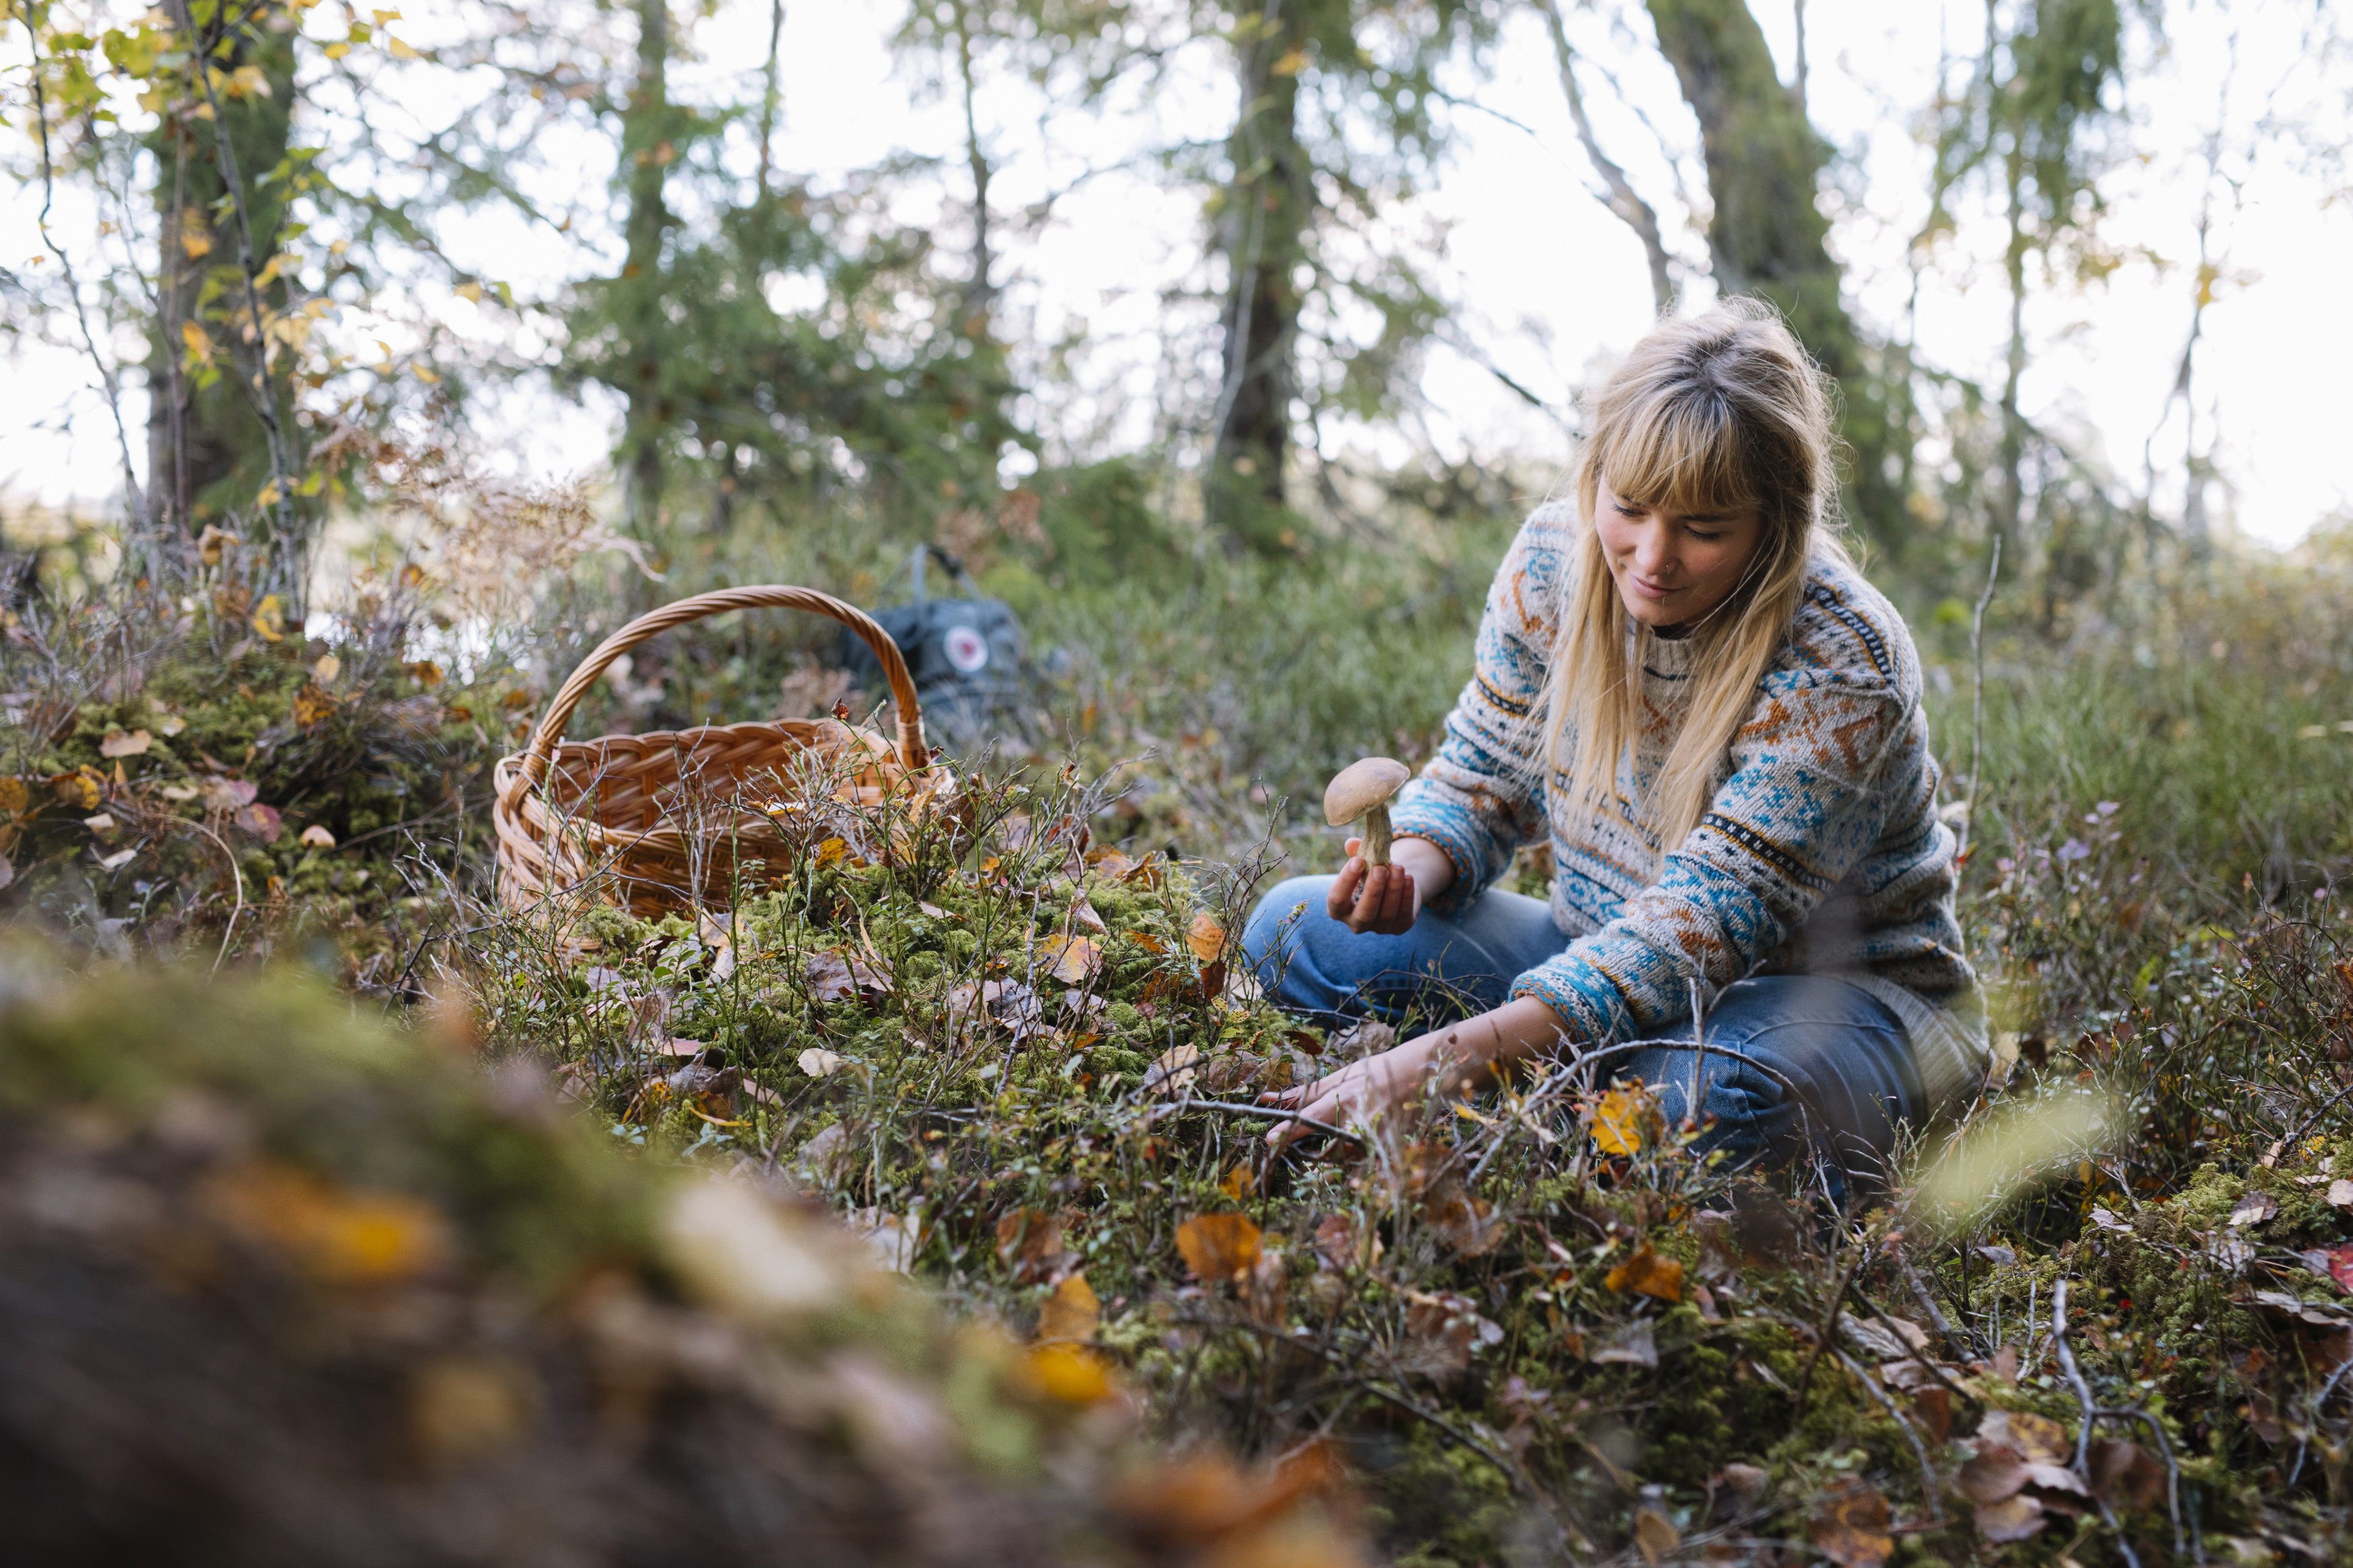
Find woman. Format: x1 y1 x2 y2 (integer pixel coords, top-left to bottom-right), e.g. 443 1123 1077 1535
1240 301 1983 1188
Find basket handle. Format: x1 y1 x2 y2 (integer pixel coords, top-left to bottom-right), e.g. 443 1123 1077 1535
516 585 930 786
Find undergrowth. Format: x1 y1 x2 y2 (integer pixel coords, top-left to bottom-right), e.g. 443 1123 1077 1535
5 511 2353 1564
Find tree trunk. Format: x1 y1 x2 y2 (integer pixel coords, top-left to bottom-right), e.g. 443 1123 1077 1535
619 0 674 532
1644 0 1909 558
1208 1 1310 554
953 2 993 324
144 8 296 538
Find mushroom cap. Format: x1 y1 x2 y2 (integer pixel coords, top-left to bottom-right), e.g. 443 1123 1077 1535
1323 756 1411 826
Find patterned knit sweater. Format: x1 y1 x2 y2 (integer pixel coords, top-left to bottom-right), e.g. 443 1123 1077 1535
1390 503 1986 1109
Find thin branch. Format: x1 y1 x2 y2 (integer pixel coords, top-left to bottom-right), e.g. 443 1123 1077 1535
25 16 145 522
1533 0 1673 313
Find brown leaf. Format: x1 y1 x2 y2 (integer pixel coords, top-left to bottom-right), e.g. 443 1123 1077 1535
1603 1241 1684 1303
292 681 338 729
1144 1042 1200 1096
996 1208 1064 1278
1977 1408 2071 1467
1972 1493 2047 1543
1175 1212 1263 1282
1633 1506 1679 1565
1958 1445 2029 1505
1040 932 1102 984
1187 909 1226 962
2088 1438 2165 1512
2231 1190 2280 1229
807 947 891 1005
1809 1480 1892 1568
202 776 259 814
1125 929 1168 954
1069 893 1107 932
1400 1289 1497 1379
100 729 153 758
1037 1270 1101 1344
1314 1213 1375 1272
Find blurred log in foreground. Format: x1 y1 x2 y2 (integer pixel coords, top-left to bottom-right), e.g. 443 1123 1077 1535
0 951 1359 1568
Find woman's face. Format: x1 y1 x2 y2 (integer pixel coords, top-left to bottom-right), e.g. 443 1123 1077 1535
1593 481 1765 632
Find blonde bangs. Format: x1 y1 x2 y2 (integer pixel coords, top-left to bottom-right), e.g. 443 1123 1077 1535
1593 384 1763 522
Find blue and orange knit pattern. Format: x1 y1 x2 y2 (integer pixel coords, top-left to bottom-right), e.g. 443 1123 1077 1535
1389 502 1987 1109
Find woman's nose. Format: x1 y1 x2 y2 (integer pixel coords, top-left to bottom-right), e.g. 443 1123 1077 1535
1635 528 1675 578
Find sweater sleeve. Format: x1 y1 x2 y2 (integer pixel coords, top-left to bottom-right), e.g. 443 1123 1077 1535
1507 663 1915 1044
1386 507 1568 907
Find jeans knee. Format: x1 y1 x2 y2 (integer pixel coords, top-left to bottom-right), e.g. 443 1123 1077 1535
1241 877 1327 976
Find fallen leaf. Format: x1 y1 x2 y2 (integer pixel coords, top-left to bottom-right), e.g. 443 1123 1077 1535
83 813 117 837
807 948 891 1005
1144 1042 1200 1096
1037 1270 1101 1344
1125 929 1168 954
1720 1462 1768 1498
292 681 338 728
797 1047 843 1077
205 1161 450 1285
1973 1493 2047 1543
1186 909 1226 962
406 659 444 688
1070 893 1107 932
1593 1083 1662 1155
1977 1409 2071 1466
1400 1289 1497 1378
2088 1438 2165 1512
1604 1241 1684 1303
1220 1162 1254 1200
1958 1446 2030 1504
234 802 283 843
996 1208 1064 1280
1175 1212 1263 1283
313 653 340 684
1025 1344 1112 1404
100 729 152 758
250 593 286 642
300 824 337 848
0 778 25 816
2231 1190 2280 1229
1634 1505 1679 1565
2327 1178 2353 1213
1040 932 1102 984
1810 1480 1892 1568
95 847 138 870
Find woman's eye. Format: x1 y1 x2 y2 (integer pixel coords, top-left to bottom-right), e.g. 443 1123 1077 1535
1614 503 1645 519
1687 529 1725 542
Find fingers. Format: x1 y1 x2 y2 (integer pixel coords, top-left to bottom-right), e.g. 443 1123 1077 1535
1325 856 1366 921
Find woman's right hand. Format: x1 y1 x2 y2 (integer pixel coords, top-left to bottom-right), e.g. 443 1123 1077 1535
1326 835 1454 936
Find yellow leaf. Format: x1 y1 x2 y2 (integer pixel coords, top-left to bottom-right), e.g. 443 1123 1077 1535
413 363 439 383
454 281 483 302
180 229 214 260
0 778 28 816
250 593 286 642
1220 1161 1254 1200
292 681 337 728
254 481 280 508
1025 1342 1111 1404
814 836 846 868
1603 1241 1683 1303
1593 1083 1660 1155
180 319 214 364
1037 1270 1101 1344
1175 1212 1262 1282
1040 932 1101 985
1270 46 1309 75
1187 909 1226 962
386 34 418 57
322 39 350 57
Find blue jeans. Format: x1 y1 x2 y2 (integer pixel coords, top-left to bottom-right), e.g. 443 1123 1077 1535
1239 874 1925 1189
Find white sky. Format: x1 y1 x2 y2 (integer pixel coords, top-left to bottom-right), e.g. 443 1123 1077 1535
5 0 2348 545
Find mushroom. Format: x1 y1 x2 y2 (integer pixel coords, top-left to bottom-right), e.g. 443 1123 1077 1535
1323 757 1411 867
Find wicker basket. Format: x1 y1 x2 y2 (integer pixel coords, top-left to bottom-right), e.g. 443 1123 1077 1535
492 585 936 923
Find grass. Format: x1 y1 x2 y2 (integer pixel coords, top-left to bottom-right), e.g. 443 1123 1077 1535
5 501 2353 1563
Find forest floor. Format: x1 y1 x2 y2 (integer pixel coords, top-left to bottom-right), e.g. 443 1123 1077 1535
3 518 2352 1567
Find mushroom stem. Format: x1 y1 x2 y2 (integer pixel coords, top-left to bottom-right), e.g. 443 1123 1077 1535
1358 804 1394 868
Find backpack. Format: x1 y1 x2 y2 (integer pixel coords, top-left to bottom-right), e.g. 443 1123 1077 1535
835 546 1025 745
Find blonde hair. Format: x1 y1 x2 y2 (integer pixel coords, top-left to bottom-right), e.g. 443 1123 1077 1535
1542 300 1844 858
